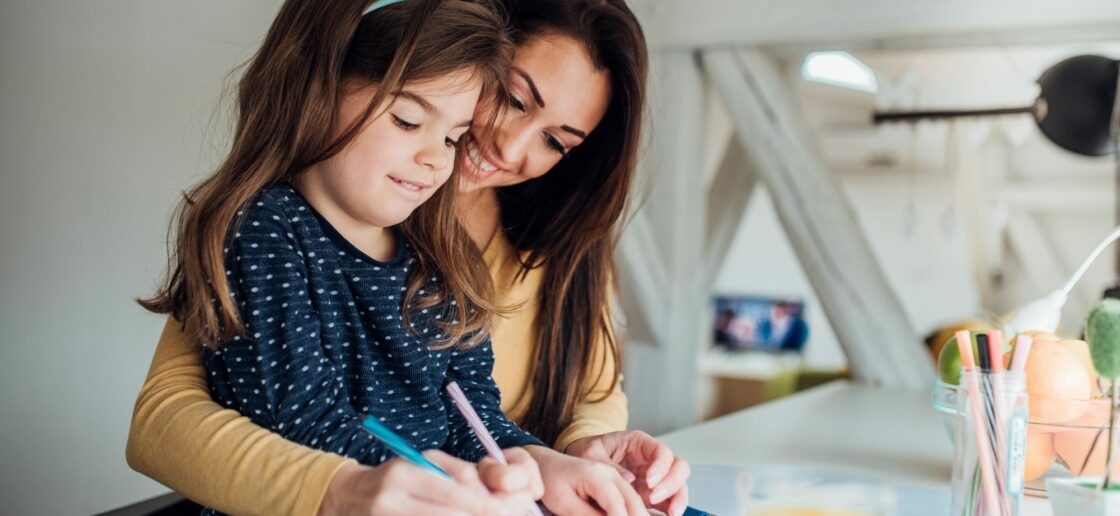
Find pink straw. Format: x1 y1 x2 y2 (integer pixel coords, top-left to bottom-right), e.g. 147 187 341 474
987 330 1005 372
985 330 1011 516
446 381 545 516
956 330 1003 515
1009 335 1033 373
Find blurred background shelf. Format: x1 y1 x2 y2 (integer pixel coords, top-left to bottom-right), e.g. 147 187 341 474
699 348 849 419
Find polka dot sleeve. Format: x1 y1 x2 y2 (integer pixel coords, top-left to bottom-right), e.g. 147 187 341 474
442 338 544 461
205 204 390 464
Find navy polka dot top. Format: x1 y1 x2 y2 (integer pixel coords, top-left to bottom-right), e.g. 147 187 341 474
203 184 543 467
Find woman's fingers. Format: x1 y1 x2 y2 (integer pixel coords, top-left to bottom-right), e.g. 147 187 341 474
648 457 690 505
581 463 646 516
613 472 650 516
545 488 604 516
612 463 638 484
584 470 629 516
626 431 674 487
660 483 690 516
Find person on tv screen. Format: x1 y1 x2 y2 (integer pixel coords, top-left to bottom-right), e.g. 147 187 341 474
758 302 808 351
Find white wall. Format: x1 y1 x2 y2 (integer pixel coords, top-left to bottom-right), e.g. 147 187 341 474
0 2 277 513
712 163 1111 374
710 186 848 370
709 172 985 372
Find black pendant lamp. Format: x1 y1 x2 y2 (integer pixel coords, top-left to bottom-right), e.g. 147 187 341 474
873 54 1118 158
1034 54 1118 157
872 53 1120 288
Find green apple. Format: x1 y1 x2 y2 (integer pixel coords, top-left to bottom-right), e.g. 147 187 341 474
937 331 1010 385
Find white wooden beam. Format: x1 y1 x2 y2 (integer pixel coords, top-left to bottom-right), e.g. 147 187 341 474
619 50 708 433
705 139 758 288
617 211 669 344
634 0 1120 50
701 48 933 389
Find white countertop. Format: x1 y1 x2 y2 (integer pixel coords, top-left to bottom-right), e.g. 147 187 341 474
658 380 1051 515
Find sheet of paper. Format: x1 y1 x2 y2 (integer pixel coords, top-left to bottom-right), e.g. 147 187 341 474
687 464 951 516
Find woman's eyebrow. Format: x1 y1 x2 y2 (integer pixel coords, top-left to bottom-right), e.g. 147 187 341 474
511 68 588 138
561 125 586 138
512 67 545 107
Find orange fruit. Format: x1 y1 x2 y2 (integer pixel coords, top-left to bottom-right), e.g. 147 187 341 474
1019 340 1091 423
1024 427 1057 481
1056 339 1100 394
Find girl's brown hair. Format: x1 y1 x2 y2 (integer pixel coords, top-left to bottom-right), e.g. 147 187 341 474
141 0 513 349
498 0 648 445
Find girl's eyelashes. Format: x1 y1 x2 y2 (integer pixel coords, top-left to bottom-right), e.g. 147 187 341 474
507 93 526 112
391 115 418 131
394 113 462 148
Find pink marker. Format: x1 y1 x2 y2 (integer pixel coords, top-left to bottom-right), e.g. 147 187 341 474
987 330 1005 372
956 330 1003 514
446 381 545 516
1009 335 1033 373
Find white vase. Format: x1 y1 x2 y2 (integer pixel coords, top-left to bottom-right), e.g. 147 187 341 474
1045 477 1120 515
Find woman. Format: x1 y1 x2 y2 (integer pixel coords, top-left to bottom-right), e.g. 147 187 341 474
126 1 690 514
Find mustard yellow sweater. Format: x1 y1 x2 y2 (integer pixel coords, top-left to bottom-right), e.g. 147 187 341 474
126 230 627 516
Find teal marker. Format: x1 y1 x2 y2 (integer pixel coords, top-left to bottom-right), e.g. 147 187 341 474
364 0 406 14
361 415 450 478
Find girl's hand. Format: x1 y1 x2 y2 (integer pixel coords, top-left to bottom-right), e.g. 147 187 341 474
566 431 691 516
527 445 646 516
476 447 545 501
319 450 537 516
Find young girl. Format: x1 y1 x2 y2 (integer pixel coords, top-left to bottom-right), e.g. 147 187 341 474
141 0 544 502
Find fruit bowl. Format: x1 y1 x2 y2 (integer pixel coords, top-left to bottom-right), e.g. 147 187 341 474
931 380 1118 496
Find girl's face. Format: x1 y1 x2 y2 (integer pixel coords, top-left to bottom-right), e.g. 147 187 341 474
459 34 612 192
305 72 481 228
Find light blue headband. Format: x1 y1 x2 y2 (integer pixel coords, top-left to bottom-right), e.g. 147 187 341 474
364 0 406 14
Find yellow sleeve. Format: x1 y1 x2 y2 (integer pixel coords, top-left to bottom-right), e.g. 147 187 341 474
553 306 629 452
126 317 353 516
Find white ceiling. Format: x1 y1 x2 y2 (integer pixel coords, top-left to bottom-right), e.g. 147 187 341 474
629 0 1120 51
795 42 1120 181
627 0 1119 181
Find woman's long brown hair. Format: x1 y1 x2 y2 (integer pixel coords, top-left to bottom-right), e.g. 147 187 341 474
140 0 513 349
498 0 648 446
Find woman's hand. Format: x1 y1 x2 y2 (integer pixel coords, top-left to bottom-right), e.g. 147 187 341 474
566 431 690 516
527 445 646 516
318 450 538 516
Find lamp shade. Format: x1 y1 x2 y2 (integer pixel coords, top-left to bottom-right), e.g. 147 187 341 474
1034 54 1119 157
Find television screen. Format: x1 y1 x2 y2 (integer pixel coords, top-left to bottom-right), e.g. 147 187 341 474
712 295 809 352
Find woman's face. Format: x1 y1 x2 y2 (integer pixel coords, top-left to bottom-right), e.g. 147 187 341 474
459 33 612 192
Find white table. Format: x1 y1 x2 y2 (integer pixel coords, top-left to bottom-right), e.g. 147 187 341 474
659 380 1051 515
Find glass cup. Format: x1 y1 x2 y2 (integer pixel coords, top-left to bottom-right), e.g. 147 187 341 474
950 371 1028 516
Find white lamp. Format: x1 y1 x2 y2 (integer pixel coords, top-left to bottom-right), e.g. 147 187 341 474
1002 226 1120 336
